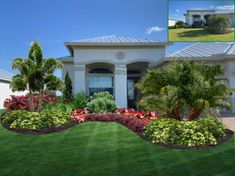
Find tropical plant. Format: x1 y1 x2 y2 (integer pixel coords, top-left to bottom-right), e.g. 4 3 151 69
72 91 90 109
206 14 230 34
11 42 63 112
43 102 73 114
62 71 74 103
136 60 233 120
4 94 57 111
86 91 116 114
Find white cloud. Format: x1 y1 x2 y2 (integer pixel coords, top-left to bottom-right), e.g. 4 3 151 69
215 5 234 11
176 9 180 13
145 26 165 34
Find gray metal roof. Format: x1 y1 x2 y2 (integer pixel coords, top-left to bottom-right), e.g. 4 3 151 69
168 43 234 58
0 69 13 82
68 35 162 44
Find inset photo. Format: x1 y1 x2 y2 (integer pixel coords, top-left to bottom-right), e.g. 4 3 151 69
168 0 234 42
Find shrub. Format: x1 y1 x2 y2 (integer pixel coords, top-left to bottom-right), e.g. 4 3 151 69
62 71 74 103
92 91 114 100
117 108 158 120
72 92 90 109
206 14 230 34
87 97 116 114
175 21 184 28
86 92 116 114
195 117 225 139
43 102 73 114
2 110 71 129
144 118 225 147
4 94 57 111
71 108 154 132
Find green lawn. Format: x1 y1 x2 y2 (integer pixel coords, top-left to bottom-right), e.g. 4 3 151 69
169 28 234 42
0 109 234 176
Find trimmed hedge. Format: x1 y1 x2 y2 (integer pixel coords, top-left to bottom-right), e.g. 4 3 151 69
144 118 225 147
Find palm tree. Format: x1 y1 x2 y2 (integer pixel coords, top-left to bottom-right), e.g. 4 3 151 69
11 42 63 112
137 60 233 120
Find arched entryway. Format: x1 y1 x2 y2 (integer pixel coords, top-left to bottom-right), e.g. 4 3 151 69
126 62 149 108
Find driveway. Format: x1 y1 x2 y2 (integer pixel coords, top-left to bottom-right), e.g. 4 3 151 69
221 113 235 131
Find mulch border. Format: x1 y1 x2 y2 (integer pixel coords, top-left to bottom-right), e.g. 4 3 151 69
0 112 234 150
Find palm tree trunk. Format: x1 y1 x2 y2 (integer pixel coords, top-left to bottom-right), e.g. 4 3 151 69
168 105 183 121
29 91 35 112
37 90 43 112
188 108 203 121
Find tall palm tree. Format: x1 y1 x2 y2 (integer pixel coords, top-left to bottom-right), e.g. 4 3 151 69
11 42 63 112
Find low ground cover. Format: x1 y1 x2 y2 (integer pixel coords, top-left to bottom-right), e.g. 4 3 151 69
168 28 234 41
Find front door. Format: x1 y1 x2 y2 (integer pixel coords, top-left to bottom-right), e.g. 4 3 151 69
127 77 140 108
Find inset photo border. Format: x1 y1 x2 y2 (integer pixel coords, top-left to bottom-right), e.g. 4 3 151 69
168 0 235 42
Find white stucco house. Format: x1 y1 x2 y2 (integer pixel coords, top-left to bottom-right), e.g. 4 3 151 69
0 69 26 109
59 35 168 108
184 9 234 27
59 35 235 112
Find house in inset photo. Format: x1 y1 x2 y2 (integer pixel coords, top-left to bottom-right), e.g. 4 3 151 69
168 0 234 42
184 9 234 27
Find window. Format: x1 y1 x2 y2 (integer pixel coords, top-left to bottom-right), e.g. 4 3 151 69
88 68 113 96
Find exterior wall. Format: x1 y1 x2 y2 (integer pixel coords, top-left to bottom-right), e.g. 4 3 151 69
73 47 165 65
0 80 27 109
225 14 234 26
225 60 235 113
70 46 166 107
185 11 215 26
62 63 75 93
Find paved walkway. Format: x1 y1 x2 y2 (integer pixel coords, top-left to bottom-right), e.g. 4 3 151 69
221 113 235 131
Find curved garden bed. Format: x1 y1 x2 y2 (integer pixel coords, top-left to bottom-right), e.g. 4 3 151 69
1 109 234 149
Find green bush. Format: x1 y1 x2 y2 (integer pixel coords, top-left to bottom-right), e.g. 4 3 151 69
43 102 73 114
2 110 71 129
175 21 185 29
144 118 225 147
206 14 230 34
195 117 225 139
92 91 114 100
72 91 90 109
86 92 116 114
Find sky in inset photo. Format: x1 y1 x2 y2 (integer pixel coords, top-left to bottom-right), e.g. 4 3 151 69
169 0 234 22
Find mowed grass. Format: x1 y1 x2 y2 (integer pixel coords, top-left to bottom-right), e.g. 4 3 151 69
169 28 234 42
0 109 235 176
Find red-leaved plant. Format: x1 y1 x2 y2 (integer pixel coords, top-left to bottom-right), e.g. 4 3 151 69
4 94 57 111
71 108 159 133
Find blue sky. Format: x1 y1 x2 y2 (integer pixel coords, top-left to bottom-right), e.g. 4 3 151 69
169 0 234 21
0 0 227 77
